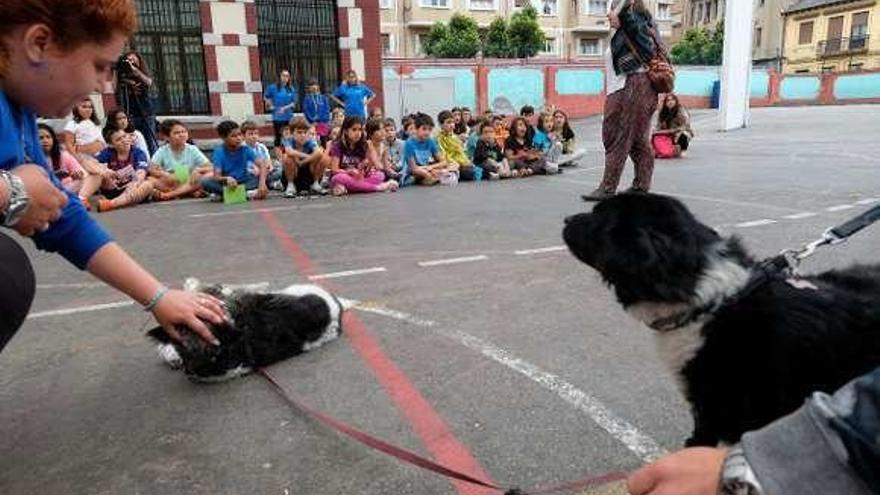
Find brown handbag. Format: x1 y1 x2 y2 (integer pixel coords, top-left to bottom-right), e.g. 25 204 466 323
622 28 675 94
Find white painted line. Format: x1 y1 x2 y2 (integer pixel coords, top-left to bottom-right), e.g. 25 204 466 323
734 219 777 228
28 301 134 319
826 204 855 212
515 246 566 256
307 267 387 281
352 302 666 462
188 203 332 218
37 282 106 290
417 255 489 267
783 212 817 220
856 198 880 205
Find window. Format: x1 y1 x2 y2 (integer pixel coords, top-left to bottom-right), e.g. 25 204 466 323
420 0 449 7
540 38 558 55
754 26 762 48
415 34 426 55
469 0 496 9
587 0 606 15
579 38 600 55
795 69 810 73
709 0 716 22
129 0 208 114
657 3 670 20
514 0 529 7
541 0 558 15
380 0 392 8
381 34 393 56
798 21 814 45
690 3 696 25
256 0 340 108
696 3 703 24
849 62 864 71
851 12 869 49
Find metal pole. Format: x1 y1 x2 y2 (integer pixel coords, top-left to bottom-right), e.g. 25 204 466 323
719 0 755 131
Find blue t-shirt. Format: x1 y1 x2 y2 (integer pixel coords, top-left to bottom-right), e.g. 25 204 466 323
532 130 552 152
302 94 331 124
285 139 319 155
264 83 297 123
333 83 375 119
212 145 259 182
0 90 112 270
402 137 440 167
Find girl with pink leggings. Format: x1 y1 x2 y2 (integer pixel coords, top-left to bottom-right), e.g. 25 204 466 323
327 116 398 196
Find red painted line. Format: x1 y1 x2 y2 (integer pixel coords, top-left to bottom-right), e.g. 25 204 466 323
258 210 497 495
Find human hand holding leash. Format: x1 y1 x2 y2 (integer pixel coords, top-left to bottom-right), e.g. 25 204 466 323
627 447 727 495
10 164 68 236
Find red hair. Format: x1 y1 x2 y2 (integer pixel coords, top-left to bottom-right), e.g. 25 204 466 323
0 0 138 77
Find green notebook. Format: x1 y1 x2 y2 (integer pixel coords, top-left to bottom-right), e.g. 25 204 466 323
173 164 190 185
223 185 247 205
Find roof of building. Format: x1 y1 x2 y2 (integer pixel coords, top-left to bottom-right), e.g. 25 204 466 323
784 0 857 14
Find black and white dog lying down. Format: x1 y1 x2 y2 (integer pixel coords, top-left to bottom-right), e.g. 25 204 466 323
148 279 344 382
563 193 880 446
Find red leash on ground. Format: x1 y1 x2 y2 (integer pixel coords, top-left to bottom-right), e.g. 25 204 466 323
258 368 628 495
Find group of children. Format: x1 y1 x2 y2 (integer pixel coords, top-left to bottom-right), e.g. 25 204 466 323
48 98 587 212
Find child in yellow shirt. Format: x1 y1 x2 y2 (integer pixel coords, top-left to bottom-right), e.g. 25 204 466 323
436 110 477 181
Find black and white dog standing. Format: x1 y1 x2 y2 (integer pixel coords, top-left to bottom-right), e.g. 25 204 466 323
148 279 344 382
563 193 880 446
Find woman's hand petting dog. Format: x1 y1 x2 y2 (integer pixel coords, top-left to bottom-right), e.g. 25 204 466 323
152 289 225 346
627 448 728 495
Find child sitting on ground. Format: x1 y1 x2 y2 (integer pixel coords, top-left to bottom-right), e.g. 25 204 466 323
473 121 512 179
242 121 282 190
366 119 399 181
505 117 551 176
533 112 564 169
436 110 477 181
282 116 328 197
149 119 213 201
552 109 587 165
89 127 154 212
383 118 404 179
402 113 455 186
200 120 269 201
38 123 100 200
328 116 398 196
397 115 415 141
493 115 510 150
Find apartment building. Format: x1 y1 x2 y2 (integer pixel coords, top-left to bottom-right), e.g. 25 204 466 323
680 0 798 68
380 0 677 59
782 0 879 73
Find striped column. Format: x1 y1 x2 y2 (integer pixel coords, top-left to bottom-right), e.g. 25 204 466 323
338 0 384 110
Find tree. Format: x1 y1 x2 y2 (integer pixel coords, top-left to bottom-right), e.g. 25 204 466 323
670 23 724 65
507 5 544 59
483 17 513 58
424 14 481 58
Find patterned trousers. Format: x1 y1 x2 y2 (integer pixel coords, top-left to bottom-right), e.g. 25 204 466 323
599 73 658 192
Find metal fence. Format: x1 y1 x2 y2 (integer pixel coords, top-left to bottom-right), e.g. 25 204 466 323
130 0 209 115
256 0 341 106
817 35 871 57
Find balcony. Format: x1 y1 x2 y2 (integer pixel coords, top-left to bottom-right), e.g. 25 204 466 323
817 35 870 57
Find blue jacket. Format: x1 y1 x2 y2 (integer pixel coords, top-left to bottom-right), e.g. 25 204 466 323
0 91 112 269
303 93 331 124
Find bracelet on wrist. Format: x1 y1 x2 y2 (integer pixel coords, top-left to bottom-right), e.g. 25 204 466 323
143 285 169 312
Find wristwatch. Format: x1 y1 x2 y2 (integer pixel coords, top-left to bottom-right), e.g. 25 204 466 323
719 445 765 495
0 170 30 227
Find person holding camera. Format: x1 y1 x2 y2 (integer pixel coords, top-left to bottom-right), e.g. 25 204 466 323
114 51 157 155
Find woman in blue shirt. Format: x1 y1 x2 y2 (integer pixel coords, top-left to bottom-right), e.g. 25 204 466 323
302 78 332 139
331 70 375 120
263 69 298 147
0 0 224 352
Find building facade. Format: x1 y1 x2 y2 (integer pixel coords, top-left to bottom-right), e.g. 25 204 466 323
102 0 384 121
782 0 879 73
379 0 676 60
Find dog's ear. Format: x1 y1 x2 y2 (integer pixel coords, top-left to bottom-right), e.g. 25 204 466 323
147 326 174 344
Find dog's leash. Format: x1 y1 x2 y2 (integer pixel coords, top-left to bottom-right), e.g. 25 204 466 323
257 368 628 495
784 203 880 265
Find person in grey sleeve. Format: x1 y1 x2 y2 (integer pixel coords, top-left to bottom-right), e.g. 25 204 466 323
627 366 880 495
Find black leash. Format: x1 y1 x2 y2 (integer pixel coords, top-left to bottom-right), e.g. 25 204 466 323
651 203 880 332
258 369 627 495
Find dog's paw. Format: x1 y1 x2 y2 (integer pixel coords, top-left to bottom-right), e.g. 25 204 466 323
156 343 183 370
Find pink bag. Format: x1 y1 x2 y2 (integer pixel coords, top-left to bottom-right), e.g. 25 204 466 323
652 134 676 159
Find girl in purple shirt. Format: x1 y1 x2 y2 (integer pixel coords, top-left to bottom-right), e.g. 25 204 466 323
328 116 398 196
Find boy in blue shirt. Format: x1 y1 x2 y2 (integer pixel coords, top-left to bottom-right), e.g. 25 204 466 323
241 120 282 191
331 70 375 119
200 121 269 200
402 113 453 186
281 117 328 197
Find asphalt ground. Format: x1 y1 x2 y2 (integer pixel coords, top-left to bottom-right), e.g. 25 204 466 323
2 105 879 495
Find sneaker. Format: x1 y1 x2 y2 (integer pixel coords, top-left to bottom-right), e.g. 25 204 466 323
310 182 328 195
246 189 258 200
545 162 559 175
489 172 500 180
208 193 222 203
581 189 616 202
284 183 297 198
270 179 284 191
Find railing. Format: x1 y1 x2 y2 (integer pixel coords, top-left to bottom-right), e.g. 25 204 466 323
817 35 870 57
